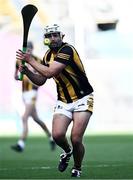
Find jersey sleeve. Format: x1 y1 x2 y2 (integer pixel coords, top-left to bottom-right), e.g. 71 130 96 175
42 57 47 66
55 45 73 65
16 61 19 69
42 49 50 67
15 59 21 69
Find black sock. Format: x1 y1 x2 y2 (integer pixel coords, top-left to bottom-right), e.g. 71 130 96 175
73 166 81 171
65 146 71 153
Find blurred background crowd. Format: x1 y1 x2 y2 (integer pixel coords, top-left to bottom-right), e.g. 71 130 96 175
0 0 133 135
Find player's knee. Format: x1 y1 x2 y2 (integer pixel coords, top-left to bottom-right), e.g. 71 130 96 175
71 134 82 146
52 131 65 142
34 118 40 123
22 116 28 122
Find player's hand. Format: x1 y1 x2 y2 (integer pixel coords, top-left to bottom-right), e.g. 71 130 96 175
14 74 19 80
16 49 32 63
19 64 29 74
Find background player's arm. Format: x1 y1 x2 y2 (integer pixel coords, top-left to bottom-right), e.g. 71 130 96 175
14 60 21 80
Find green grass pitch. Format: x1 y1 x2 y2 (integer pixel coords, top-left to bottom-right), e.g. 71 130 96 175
1 135 133 179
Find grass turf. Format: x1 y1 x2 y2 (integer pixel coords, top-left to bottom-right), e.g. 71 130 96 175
0 135 133 179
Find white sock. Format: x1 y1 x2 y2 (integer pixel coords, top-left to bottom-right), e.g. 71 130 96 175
18 140 25 149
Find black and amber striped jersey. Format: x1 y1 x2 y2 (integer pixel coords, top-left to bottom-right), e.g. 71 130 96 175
16 55 41 92
43 43 93 103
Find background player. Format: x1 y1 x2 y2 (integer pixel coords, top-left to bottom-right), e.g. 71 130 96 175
11 41 56 152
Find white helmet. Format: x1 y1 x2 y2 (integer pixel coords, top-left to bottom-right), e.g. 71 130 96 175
44 24 63 36
44 24 64 48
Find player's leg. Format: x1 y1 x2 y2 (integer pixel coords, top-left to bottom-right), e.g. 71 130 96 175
31 106 51 136
11 103 32 152
31 106 56 150
52 113 72 172
71 111 92 177
20 103 33 140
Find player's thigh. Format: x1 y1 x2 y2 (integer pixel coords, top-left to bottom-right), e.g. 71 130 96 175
52 113 71 137
23 103 34 118
72 111 92 137
31 106 38 119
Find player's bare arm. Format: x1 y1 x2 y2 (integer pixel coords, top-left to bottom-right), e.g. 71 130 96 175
16 49 66 78
30 60 66 78
19 65 46 86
